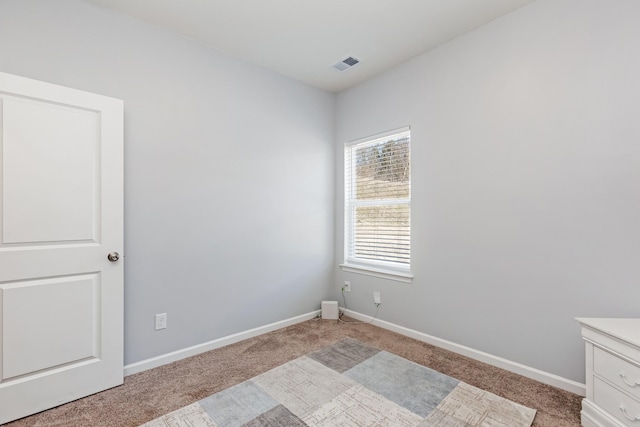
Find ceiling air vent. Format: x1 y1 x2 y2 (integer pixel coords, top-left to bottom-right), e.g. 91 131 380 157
332 56 360 72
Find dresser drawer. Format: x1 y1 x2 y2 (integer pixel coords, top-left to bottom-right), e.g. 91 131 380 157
594 377 640 426
595 346 640 401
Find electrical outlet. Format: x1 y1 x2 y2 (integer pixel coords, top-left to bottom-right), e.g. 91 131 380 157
343 281 351 292
373 292 381 305
155 313 167 330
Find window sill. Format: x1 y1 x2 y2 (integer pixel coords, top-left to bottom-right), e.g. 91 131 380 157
339 263 413 283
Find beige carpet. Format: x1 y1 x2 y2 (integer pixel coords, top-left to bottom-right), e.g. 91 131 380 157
3 318 582 427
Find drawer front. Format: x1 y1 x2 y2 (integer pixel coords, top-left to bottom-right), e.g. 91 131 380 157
594 377 640 427
595 347 640 401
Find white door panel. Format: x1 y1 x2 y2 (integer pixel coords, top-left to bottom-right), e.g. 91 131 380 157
0 72 123 424
1 94 99 244
1 274 98 380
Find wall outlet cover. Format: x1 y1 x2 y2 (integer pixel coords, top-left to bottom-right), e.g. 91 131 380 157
155 313 167 330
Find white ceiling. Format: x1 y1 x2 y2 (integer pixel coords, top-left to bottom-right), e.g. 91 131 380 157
86 0 536 93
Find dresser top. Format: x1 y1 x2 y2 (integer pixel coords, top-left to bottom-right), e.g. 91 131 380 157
576 318 640 348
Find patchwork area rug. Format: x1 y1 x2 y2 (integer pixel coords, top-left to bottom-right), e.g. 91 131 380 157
142 338 536 426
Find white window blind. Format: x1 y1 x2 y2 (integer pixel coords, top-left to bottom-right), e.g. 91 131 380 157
344 127 410 272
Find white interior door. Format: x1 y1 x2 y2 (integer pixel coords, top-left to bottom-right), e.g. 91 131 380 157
0 72 124 424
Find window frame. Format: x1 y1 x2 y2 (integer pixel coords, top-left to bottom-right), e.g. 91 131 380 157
340 126 413 283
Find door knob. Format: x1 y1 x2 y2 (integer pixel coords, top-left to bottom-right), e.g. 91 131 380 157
107 252 120 262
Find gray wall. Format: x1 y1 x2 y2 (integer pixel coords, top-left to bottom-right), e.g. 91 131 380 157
0 0 335 364
335 0 640 383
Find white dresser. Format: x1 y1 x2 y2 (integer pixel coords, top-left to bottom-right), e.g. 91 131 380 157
577 318 640 427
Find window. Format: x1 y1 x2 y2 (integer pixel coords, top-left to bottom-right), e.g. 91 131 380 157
342 127 412 282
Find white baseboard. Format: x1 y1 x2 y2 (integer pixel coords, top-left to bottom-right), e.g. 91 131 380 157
124 307 586 397
342 308 586 396
124 310 321 376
